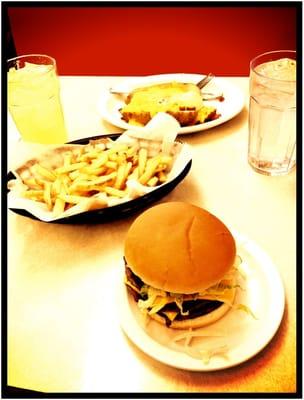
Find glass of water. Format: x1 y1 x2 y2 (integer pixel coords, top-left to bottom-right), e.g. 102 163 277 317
248 50 296 176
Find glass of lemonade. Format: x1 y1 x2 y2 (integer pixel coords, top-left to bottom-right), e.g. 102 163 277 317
248 50 296 176
7 54 68 144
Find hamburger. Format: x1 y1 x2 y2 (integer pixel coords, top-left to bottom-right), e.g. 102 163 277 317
124 202 239 329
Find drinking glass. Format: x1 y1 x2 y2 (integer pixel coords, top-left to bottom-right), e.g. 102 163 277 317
7 54 68 144
248 50 296 176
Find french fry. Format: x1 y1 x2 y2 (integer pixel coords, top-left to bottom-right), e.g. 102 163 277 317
103 186 128 198
22 190 45 201
72 147 84 160
32 164 57 181
108 153 118 162
139 156 160 185
23 178 42 190
52 178 62 195
157 170 168 183
59 194 89 204
56 162 87 174
90 171 117 185
132 154 139 166
82 184 107 192
105 161 117 170
116 150 127 163
79 148 100 161
91 152 108 168
43 182 53 210
138 148 148 177
114 163 127 189
82 166 107 176
53 197 65 216
69 170 81 180
147 176 159 187
35 175 50 187
159 155 173 165
70 171 117 191
61 174 71 192
126 145 138 158
15 138 174 218
155 163 166 173
124 162 133 180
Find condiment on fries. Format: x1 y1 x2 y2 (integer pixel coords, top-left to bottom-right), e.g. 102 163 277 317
9 138 175 217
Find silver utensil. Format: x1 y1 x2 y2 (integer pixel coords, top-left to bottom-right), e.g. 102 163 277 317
196 73 214 90
196 73 224 100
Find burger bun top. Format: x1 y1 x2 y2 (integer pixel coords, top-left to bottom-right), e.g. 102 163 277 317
124 202 236 294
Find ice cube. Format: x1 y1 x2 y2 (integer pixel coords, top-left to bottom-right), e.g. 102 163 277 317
256 58 296 81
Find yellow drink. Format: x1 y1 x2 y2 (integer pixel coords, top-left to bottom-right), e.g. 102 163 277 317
8 55 68 144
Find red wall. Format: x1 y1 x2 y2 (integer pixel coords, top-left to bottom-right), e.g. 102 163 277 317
8 6 297 76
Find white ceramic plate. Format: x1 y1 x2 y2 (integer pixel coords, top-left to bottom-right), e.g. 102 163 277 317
118 232 285 371
99 73 245 135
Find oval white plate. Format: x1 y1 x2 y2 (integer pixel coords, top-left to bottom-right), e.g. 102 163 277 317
118 232 285 371
99 73 245 135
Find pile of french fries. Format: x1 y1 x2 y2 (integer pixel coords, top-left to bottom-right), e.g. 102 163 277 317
15 139 174 217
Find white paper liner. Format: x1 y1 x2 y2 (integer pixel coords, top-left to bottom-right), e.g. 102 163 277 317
8 113 192 222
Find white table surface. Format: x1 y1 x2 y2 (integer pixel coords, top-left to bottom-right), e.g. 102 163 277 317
7 76 296 393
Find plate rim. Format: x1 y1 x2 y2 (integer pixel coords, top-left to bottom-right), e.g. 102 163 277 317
118 231 285 371
99 73 245 135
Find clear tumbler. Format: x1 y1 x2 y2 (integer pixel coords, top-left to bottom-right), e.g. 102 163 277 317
248 50 296 176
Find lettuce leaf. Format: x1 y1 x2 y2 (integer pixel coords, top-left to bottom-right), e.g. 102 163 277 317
125 255 257 320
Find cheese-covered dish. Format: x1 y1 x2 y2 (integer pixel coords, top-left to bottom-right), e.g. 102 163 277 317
120 82 218 127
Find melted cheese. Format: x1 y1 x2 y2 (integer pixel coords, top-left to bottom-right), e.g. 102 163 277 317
125 274 238 318
122 82 204 115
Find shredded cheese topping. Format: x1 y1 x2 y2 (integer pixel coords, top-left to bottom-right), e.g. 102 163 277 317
125 255 256 323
